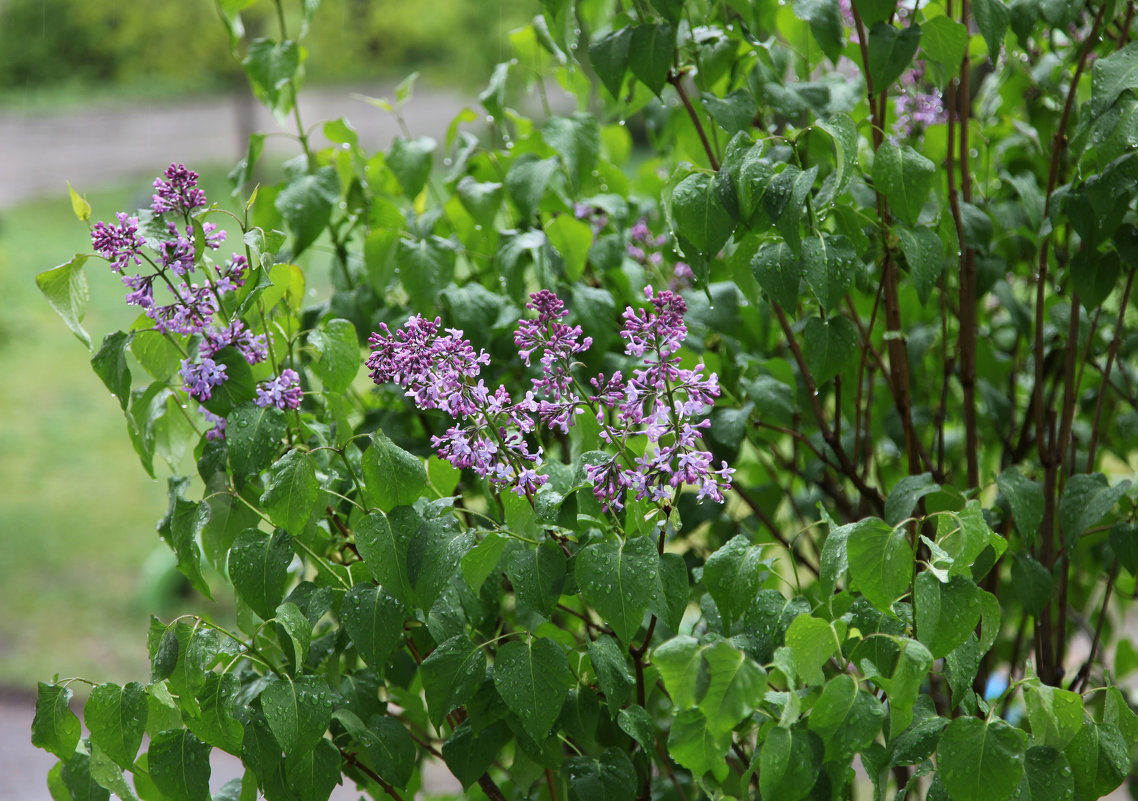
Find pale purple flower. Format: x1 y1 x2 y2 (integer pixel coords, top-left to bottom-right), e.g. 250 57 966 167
152 163 207 214
203 320 267 365
91 213 145 274
255 369 303 410
202 409 227 440
181 357 228 402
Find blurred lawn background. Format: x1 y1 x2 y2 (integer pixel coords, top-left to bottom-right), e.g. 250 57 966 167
0 0 528 689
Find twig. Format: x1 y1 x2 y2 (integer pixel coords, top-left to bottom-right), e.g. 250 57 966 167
667 72 720 170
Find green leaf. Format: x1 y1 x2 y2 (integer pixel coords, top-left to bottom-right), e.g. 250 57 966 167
58 752 108 801
148 730 212 801
895 224 945 305
816 113 859 198
1071 247 1121 311
186 673 243 756
698 640 767 734
1110 522 1138 574
226 403 287 482
752 238 803 310
794 0 844 63
33 683 80 760
461 532 508 593
1065 721 1129 800
1090 41 1138 117
703 535 765 626
274 601 312 668
260 449 320 534
68 182 91 221
654 636 706 709
307 318 359 392
872 142 935 225
566 748 638 801
915 573 981 659
228 528 293 620
395 235 456 314
1015 746 1075 801
884 638 933 734
284 738 340 801
628 23 674 97
275 166 339 256
506 154 559 222
1025 683 1084 751
341 583 407 671
588 635 635 713
1011 554 1052 617
852 0 894 26
802 315 858 385
938 718 1027 801
921 15 968 69
492 637 570 743
91 331 133 411
456 177 504 227
243 38 300 117
364 716 416 789
892 715 949 766
802 233 858 311
157 495 212 599
671 172 735 259
759 727 821 801
37 255 91 348
884 472 940 526
807 674 885 763
973 0 1010 60
507 542 568 620
667 709 730 782
388 136 436 198
542 114 601 190
847 517 913 614
85 682 147 769
360 430 428 512
546 214 594 281
1059 473 1131 548
355 509 413 603
261 676 333 757
617 706 656 752
576 535 660 645
88 743 140 801
421 635 487 727
442 719 510 789
198 345 257 418
408 514 474 610
588 28 632 99
784 615 839 686
702 89 757 136
867 22 922 92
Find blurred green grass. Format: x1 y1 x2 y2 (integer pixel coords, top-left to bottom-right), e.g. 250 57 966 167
0 172 235 688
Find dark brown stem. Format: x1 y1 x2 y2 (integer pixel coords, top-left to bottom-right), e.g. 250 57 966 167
479 774 510 801
339 747 407 801
546 769 559 801
771 302 885 512
1071 560 1119 693
667 72 720 171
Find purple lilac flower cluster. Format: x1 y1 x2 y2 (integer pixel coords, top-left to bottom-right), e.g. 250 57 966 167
369 287 733 509
90 164 302 439
367 317 545 497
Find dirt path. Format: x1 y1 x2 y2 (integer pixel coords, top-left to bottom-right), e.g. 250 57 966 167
0 83 472 209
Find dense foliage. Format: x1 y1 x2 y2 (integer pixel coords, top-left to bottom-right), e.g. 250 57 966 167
31 0 1138 799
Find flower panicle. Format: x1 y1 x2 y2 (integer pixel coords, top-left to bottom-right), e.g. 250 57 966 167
369 286 733 510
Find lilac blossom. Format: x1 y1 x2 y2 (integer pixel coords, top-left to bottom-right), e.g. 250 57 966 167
151 163 208 214
368 316 546 497
90 163 269 440
91 213 145 274
892 62 945 138
626 217 669 267
256 369 303 410
180 357 228 402
370 287 733 510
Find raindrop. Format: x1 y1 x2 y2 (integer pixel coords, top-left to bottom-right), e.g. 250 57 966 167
443 158 453 166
